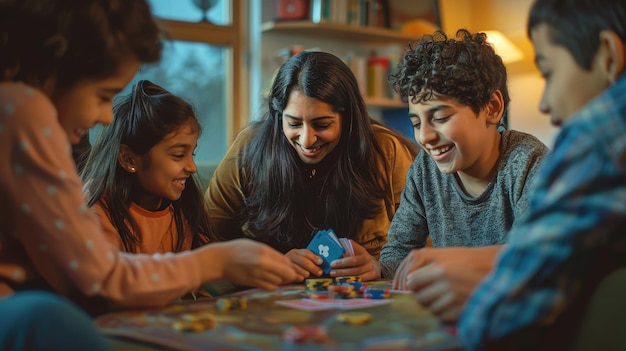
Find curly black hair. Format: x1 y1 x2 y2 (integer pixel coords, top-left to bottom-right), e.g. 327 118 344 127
389 29 510 119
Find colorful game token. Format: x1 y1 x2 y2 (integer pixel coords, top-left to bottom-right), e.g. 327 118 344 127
363 288 391 299
333 276 362 284
282 325 329 343
216 296 247 312
305 278 334 292
328 284 357 299
336 311 373 325
181 314 216 329
344 281 367 296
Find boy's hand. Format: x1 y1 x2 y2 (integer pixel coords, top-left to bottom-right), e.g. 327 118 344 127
406 259 486 322
393 246 501 322
392 248 435 290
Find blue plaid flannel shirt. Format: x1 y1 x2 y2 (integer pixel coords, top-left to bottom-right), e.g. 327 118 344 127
458 74 626 350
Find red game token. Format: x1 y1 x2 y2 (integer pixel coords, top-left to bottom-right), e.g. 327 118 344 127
282 325 329 343
307 291 333 300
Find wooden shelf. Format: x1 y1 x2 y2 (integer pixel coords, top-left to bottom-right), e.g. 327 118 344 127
262 21 418 46
261 21 413 111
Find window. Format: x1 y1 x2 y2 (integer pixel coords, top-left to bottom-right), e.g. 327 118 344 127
116 0 254 184
149 0 230 24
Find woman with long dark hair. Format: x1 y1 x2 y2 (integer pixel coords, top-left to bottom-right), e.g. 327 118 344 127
206 51 418 282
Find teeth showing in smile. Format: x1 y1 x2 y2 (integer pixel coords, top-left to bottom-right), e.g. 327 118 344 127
301 145 321 153
174 179 187 186
430 145 452 156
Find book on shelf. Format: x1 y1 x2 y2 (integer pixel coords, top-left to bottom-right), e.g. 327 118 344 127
309 0 390 28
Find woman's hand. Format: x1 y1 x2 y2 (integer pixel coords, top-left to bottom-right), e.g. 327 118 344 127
329 240 381 281
285 248 324 281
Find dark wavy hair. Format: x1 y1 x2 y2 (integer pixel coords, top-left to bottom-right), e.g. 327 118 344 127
528 0 626 70
0 0 162 91
237 51 418 249
389 29 510 122
81 80 213 252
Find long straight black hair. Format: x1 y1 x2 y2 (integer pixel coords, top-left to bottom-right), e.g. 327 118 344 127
80 80 213 252
238 51 418 248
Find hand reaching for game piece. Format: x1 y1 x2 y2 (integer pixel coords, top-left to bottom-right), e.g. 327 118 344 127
199 239 297 290
392 246 501 322
329 240 381 282
393 248 436 291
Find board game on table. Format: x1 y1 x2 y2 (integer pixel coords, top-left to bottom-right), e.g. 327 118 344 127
96 279 461 351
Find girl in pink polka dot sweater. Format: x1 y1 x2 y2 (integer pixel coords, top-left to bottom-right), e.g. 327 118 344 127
0 0 296 313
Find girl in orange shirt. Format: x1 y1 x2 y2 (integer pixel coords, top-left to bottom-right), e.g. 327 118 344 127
82 80 212 255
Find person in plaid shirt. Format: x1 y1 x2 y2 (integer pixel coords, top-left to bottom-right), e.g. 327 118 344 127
458 0 626 350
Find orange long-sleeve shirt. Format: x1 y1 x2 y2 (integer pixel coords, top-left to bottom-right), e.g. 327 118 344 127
94 202 194 254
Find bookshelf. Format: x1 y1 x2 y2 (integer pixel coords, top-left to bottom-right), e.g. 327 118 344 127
261 20 419 45
261 20 419 109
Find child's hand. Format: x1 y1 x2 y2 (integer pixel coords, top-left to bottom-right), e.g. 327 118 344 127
285 248 324 280
405 260 485 323
393 246 499 323
328 240 380 281
210 239 297 290
392 249 434 290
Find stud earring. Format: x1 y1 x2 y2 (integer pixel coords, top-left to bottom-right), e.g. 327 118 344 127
129 167 135 173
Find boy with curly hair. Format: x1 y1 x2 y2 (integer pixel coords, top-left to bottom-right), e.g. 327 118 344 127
378 29 549 322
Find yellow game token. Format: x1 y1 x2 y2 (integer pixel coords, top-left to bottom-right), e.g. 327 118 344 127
216 297 247 312
172 320 206 332
336 312 373 325
181 314 216 329
305 278 333 292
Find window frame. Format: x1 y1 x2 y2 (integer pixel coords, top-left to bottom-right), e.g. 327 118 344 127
153 0 251 144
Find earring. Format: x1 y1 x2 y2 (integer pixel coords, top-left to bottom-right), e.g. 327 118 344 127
129 167 135 173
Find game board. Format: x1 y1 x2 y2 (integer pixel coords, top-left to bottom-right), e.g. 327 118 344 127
95 281 461 350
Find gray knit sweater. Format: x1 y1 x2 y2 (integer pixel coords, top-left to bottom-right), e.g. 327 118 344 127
379 130 549 278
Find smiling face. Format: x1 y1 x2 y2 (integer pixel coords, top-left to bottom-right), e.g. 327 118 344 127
282 90 342 165
130 120 199 211
51 59 140 144
409 92 502 178
531 23 611 126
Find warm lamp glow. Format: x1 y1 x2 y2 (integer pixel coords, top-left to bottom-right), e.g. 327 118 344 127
484 30 524 64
